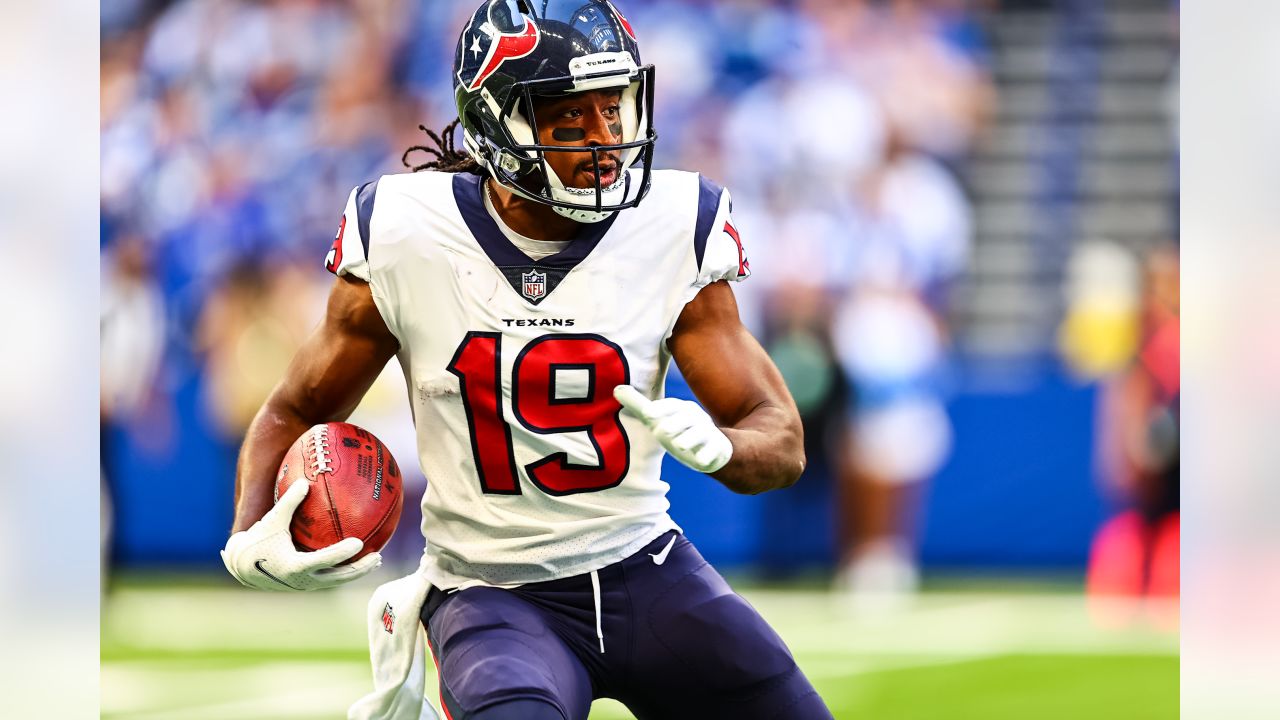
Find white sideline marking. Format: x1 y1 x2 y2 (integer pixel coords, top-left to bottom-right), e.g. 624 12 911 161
102 662 372 719
104 586 1176 656
102 655 985 720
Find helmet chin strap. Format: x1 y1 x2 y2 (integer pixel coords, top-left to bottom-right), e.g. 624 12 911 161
551 204 614 224
488 155 628 224
481 162 621 225
542 166 630 223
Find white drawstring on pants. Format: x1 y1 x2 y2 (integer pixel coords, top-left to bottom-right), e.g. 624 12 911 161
590 569 605 654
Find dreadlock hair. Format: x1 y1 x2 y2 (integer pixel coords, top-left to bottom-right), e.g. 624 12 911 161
402 119 484 175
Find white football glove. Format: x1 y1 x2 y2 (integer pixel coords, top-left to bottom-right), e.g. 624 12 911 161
614 385 733 474
220 480 381 592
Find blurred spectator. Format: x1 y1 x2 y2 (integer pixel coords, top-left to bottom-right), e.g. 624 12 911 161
1058 240 1143 379
719 63 889 574
830 125 971 602
101 234 169 574
1087 245 1179 628
101 235 168 445
194 258 324 438
723 71 886 210
754 277 852 577
828 0 995 163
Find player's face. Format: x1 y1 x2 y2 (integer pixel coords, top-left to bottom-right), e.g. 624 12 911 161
531 89 624 190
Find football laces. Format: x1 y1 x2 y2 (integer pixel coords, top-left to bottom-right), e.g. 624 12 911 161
307 425 333 475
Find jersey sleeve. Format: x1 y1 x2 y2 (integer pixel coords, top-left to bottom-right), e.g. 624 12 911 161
324 180 379 281
692 174 751 289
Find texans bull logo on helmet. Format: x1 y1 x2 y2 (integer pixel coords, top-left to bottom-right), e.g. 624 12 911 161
460 4 540 90
456 1 541 92
606 0 637 40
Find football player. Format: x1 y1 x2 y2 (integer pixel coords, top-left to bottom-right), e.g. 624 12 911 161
221 1 833 718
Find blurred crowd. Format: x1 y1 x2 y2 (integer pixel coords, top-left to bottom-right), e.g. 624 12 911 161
102 0 1180 603
1060 238 1180 625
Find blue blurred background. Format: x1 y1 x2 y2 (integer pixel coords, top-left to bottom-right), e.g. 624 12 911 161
100 0 1179 592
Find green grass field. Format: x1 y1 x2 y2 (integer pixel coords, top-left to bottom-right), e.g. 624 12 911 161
102 573 1177 719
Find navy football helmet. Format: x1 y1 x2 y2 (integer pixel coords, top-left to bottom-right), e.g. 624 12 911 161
453 0 656 223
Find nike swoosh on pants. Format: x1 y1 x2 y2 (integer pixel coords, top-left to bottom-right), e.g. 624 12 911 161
650 535 677 565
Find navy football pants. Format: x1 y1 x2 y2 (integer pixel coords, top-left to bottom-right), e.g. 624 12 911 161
421 531 833 719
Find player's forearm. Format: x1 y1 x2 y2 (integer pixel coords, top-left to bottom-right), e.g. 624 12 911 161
229 278 397 533
231 397 313 533
712 403 805 494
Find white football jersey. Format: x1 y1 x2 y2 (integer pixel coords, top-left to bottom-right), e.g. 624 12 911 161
326 169 749 589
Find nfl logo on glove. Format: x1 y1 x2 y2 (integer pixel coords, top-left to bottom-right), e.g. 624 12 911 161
381 603 395 634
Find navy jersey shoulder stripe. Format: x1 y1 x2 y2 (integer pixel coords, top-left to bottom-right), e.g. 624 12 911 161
693 174 724 271
355 179 379 257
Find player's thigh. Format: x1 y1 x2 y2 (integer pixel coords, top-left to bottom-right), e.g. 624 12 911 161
631 549 832 718
424 587 592 720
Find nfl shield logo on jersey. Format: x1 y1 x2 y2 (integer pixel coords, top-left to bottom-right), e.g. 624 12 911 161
522 269 546 301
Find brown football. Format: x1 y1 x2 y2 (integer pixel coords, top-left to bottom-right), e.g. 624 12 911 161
275 422 403 562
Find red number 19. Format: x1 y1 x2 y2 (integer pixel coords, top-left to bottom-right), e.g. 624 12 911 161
447 332 631 496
